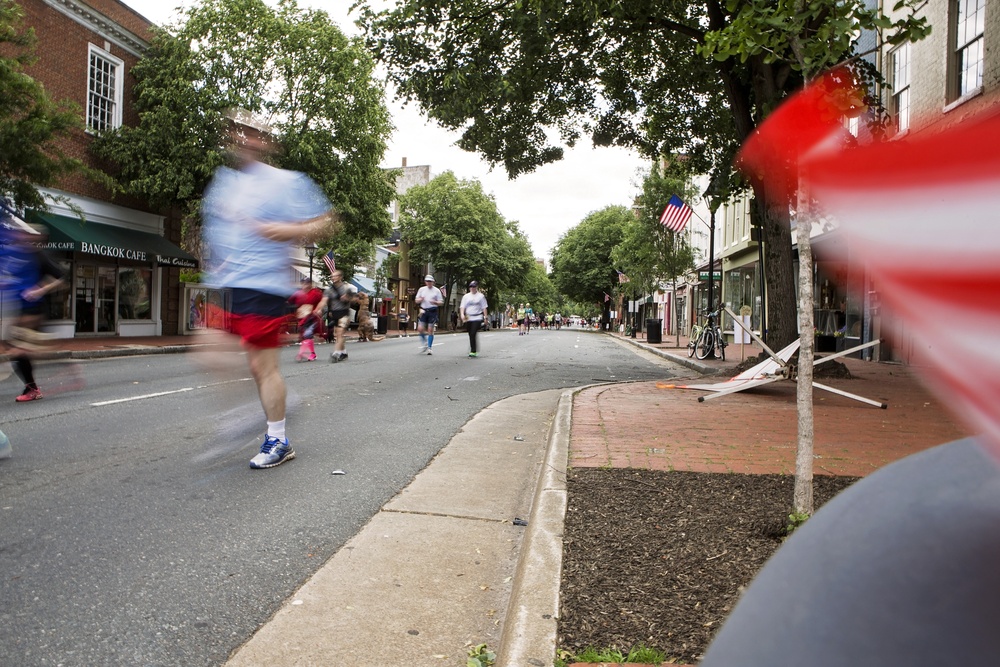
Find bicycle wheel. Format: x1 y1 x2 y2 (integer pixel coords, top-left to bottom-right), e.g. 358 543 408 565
695 328 714 360
715 329 726 361
687 326 700 358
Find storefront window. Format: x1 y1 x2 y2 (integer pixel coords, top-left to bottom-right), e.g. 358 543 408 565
724 265 761 332
118 267 151 320
188 287 208 330
47 260 72 320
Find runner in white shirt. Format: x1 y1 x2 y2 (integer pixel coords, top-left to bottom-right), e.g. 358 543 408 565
459 281 488 358
415 274 444 354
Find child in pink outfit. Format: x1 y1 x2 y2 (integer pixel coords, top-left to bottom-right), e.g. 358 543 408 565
295 304 320 361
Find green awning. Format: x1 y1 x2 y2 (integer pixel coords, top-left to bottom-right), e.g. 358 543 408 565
30 212 198 269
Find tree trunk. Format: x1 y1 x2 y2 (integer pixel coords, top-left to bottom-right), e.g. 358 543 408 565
673 276 680 347
793 193 815 516
752 192 798 350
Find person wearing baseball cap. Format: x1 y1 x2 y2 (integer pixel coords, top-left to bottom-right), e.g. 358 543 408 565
459 281 488 357
414 274 444 354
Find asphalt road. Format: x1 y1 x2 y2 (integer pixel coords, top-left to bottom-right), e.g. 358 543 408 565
0 328 683 667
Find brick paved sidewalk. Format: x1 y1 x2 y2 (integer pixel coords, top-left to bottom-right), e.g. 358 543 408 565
571 346 971 477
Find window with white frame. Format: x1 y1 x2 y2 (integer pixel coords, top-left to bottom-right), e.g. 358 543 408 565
890 42 911 133
87 45 123 133
953 0 985 99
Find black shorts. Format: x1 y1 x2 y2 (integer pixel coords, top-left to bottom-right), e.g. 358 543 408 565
328 310 350 328
419 307 439 326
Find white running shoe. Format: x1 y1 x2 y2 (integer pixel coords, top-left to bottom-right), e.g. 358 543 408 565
249 436 295 469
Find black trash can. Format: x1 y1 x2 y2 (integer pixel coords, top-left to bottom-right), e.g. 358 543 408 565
376 314 388 335
645 318 662 344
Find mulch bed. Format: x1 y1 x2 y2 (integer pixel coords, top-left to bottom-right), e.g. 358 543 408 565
558 469 857 665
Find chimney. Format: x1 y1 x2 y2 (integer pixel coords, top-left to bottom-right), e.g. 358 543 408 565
401 157 407 167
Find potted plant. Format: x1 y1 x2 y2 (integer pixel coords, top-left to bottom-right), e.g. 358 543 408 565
834 326 847 352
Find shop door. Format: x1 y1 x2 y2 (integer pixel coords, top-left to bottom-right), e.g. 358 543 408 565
75 264 117 333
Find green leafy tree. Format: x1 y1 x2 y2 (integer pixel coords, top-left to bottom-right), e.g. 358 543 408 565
398 170 534 319
0 0 94 211
699 2 929 516
549 206 630 321
359 0 929 349
615 159 699 341
502 262 558 314
564 300 600 321
372 251 398 304
93 0 396 267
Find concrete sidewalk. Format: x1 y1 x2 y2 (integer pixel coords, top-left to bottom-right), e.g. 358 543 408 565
225 388 566 667
2 329 970 666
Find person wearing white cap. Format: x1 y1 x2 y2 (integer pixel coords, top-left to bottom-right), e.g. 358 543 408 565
414 274 444 354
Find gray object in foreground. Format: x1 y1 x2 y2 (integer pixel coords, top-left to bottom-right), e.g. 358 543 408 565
701 437 1000 667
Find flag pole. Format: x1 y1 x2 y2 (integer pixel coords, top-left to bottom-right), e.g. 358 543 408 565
707 207 716 314
688 206 713 232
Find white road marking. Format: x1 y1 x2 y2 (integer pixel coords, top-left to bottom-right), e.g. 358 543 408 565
90 378 252 406
91 388 194 406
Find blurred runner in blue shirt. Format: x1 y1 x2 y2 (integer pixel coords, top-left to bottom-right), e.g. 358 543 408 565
202 109 338 469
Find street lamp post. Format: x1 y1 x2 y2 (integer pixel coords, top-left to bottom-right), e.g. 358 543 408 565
305 242 318 282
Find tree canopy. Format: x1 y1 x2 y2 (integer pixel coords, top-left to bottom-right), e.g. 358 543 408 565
93 0 396 269
613 159 698 299
549 205 630 308
0 0 90 212
495 261 559 316
398 170 535 298
359 0 929 348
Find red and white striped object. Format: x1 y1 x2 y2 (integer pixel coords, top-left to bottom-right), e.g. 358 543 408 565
739 73 1000 456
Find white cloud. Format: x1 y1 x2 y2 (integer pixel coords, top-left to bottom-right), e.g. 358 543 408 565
121 0 648 259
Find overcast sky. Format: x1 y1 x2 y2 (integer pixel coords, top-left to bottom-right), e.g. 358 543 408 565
117 0 649 261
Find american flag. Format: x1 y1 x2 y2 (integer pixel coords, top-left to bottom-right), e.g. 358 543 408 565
604 292 611 303
617 270 630 284
659 195 692 233
322 251 336 274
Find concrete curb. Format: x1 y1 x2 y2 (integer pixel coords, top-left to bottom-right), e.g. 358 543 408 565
69 345 203 359
223 389 562 667
496 386 574 667
491 338 728 666
0 345 200 363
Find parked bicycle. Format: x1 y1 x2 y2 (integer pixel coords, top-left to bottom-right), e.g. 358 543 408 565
688 308 727 361
686 320 704 358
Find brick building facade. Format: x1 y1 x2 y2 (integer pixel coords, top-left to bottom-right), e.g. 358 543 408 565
6 0 193 338
696 0 999 364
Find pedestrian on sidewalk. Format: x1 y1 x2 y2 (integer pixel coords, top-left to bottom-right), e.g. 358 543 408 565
202 108 338 469
415 274 443 354
318 270 356 362
460 281 488 357
0 216 66 403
